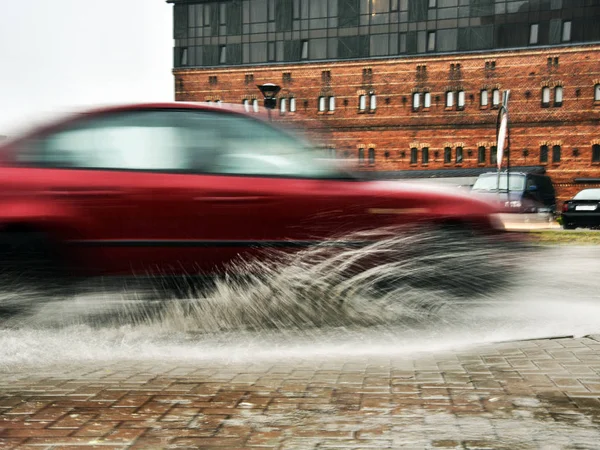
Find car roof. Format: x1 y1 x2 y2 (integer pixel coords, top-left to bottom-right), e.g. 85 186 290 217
0 102 272 146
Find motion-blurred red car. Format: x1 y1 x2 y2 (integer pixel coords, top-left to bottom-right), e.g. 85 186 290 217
0 103 504 278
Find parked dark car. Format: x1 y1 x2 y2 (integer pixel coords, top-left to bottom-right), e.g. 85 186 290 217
561 189 600 229
0 102 505 279
471 172 557 217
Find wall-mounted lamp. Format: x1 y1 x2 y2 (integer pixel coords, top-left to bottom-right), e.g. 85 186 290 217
522 149 529 157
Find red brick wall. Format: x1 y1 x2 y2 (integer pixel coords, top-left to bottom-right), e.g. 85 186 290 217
174 45 600 206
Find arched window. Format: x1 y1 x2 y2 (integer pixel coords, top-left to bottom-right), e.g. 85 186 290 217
592 144 600 163
358 148 365 164
492 89 501 107
552 145 561 163
457 91 466 110
359 94 366 111
422 147 429 164
478 146 486 164
410 147 418 164
444 147 452 163
318 96 326 112
252 99 259 112
289 97 297 112
424 92 432 108
554 86 563 107
412 92 421 110
455 147 463 164
369 93 377 111
445 91 454 108
541 87 551 107
242 99 250 112
368 148 375 165
279 97 287 114
328 96 336 112
490 146 497 165
595 84 600 101
480 89 489 107
540 145 549 163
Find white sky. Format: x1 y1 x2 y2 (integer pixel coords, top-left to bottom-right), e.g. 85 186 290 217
0 0 174 135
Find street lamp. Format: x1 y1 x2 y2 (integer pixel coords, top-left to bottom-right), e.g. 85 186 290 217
257 83 281 121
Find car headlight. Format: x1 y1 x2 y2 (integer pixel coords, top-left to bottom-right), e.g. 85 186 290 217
504 201 522 208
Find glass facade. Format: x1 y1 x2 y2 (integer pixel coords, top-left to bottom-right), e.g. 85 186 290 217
171 0 600 68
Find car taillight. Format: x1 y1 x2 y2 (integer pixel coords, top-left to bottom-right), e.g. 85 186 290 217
562 202 569 212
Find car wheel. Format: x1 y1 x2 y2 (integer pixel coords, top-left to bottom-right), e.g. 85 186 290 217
0 231 66 290
563 223 577 230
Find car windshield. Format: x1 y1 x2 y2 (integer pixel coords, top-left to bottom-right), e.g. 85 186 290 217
573 189 600 200
472 174 526 192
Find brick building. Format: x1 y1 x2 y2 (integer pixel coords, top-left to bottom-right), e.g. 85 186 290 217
169 0 600 205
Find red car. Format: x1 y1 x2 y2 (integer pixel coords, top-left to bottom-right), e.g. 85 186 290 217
0 103 504 279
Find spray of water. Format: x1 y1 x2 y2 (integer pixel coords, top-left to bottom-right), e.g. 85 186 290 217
0 226 527 332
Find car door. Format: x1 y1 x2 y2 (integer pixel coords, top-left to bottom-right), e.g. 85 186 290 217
139 109 347 274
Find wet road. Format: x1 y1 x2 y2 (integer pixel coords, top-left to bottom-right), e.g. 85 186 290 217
0 244 599 448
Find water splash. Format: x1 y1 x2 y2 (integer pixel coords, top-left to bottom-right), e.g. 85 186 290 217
0 227 525 332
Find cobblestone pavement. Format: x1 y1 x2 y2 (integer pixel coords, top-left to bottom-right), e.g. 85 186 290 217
1 335 600 449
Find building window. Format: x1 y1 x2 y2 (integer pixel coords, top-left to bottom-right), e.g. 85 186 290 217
412 92 421 110
422 147 429 165
457 91 466 110
562 21 572 42
529 24 539 45
455 147 463 164
252 99 259 112
282 72 292 83
444 147 452 164
552 145 561 163
220 3 226 25
290 97 297 112
301 40 309 59
554 86 563 107
359 94 366 111
219 45 227 64
209 76 218 85
492 89 501 108
180 48 188 66
428 0 436 7
445 91 454 108
480 89 489 107
244 74 254 85
322 70 331 83
280 97 287 114
358 148 365 165
542 87 551 107
592 144 600 163
424 92 431 108
478 146 486 164
328 96 336 112
369 93 377 111
410 147 418 164
368 148 375 165
318 96 326 112
242 99 250 112
540 145 549 163
490 146 497 165
427 31 436 52
595 84 600 101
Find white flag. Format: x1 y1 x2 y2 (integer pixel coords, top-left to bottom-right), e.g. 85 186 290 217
496 111 508 170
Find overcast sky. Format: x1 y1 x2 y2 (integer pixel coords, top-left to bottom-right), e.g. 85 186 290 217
0 0 173 134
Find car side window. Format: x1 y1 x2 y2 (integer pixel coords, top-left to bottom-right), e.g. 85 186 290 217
198 114 325 177
18 111 213 172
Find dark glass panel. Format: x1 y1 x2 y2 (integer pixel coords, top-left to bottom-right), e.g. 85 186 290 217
339 0 360 27
338 35 369 58
227 1 243 35
436 28 457 51
470 0 493 17
203 45 219 66
497 22 529 48
409 0 428 21
174 4 188 39
276 0 294 31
